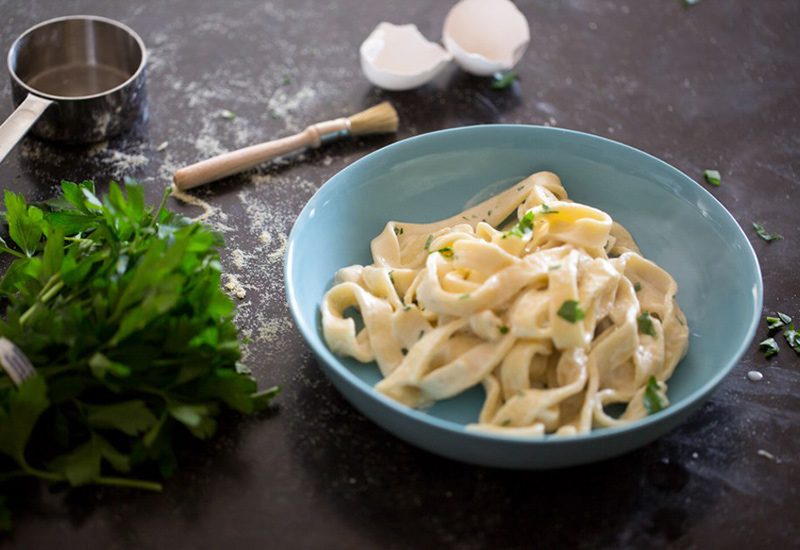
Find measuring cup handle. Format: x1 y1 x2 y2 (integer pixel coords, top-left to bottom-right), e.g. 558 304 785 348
0 94 53 164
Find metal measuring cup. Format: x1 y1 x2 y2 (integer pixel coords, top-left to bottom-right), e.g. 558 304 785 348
0 15 147 163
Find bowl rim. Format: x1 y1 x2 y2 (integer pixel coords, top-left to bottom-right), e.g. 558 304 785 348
285 124 763 447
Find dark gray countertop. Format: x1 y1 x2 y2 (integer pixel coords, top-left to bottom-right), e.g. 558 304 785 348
1 1 798 548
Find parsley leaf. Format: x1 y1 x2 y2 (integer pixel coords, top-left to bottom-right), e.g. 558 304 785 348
703 169 721 186
0 181 280 530
783 324 800 355
502 211 535 239
766 312 792 331
491 71 517 89
634 281 642 292
557 300 585 323
3 191 44 257
643 376 666 414
759 337 779 358
752 222 783 242
498 325 509 334
638 311 658 337
541 204 559 214
431 246 454 258
423 234 433 251
0 376 49 468
86 401 158 436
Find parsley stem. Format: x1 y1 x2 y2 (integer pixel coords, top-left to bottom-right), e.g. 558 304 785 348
154 186 171 224
19 275 64 326
0 245 24 259
94 476 163 492
23 465 65 483
20 467 162 492
41 280 64 303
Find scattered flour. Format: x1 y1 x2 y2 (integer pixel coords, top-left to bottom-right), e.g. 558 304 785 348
267 233 288 262
256 317 295 347
87 141 110 157
224 273 247 300
231 248 252 270
102 150 150 178
195 134 228 157
169 183 219 223
267 85 318 131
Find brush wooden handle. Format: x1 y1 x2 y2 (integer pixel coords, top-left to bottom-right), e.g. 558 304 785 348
174 126 324 190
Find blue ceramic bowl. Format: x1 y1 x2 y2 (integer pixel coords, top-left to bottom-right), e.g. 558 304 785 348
285 125 762 469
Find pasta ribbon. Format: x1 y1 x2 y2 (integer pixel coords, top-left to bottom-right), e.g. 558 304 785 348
320 172 689 436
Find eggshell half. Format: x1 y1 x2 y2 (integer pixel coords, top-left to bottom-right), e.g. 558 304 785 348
443 0 530 76
360 22 453 91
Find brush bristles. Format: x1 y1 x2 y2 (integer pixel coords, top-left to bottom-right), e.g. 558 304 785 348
348 102 399 136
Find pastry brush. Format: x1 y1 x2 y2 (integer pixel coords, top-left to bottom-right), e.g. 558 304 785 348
173 101 399 190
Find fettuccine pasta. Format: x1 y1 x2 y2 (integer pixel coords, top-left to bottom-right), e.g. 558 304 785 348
321 172 689 436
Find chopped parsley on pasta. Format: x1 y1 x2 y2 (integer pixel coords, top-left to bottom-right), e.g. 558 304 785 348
321 172 689 436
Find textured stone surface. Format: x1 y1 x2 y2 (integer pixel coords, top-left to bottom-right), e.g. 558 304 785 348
0 1 798 548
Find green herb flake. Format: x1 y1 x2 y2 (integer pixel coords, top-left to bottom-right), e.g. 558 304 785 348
402 305 411 312
498 325 509 334
752 222 783 243
393 226 404 236
759 337 779 358
431 246 454 258
643 376 666 415
703 169 721 186
557 300 585 323
423 234 433 251
767 312 792 331
502 211 535 239
638 311 658 337
783 324 800 355
548 264 561 271
541 204 559 214
220 109 237 120
282 76 291 85
459 293 471 300
491 71 517 89
501 419 512 426
634 281 642 292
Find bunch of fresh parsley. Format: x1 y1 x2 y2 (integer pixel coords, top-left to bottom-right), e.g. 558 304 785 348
0 180 278 531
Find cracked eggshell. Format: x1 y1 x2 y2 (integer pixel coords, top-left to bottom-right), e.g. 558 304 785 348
360 22 453 91
443 0 530 76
